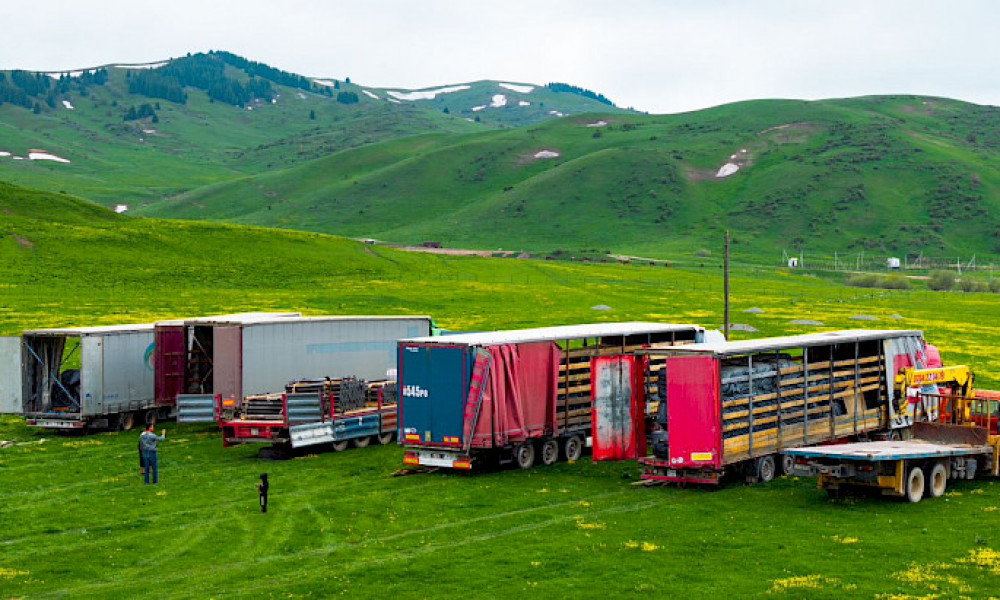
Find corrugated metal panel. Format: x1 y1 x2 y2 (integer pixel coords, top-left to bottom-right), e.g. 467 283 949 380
240 317 431 396
652 330 925 357
177 394 218 423
154 325 187 407
0 337 22 414
403 322 703 346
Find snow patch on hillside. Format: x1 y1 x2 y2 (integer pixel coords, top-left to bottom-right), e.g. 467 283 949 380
362 90 380 100
0 151 10 157
472 105 487 112
586 120 607 127
499 83 534 93
313 79 337 87
387 85 470 101
490 94 507 108
116 61 168 70
716 163 739 178
114 204 129 213
534 150 560 159
28 152 70 163
61 100 74 110
548 110 564 117
518 101 530 107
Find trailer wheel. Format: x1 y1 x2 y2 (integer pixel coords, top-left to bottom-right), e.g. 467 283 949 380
332 440 349 452
780 454 796 477
927 462 948 498
352 436 371 449
755 455 777 483
563 435 583 462
540 439 559 465
514 444 535 469
905 466 925 503
144 410 157 426
117 412 136 431
377 432 395 445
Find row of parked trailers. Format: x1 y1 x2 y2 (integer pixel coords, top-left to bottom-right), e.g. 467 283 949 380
4 313 983 492
0 313 432 433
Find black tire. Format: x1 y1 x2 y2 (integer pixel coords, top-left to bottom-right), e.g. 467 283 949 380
905 466 925 503
927 462 948 498
780 453 796 476
514 443 535 469
332 440 349 452
540 439 559 465
563 435 583 462
352 436 371 449
377 432 394 445
756 455 777 483
144 410 157 426
117 412 136 431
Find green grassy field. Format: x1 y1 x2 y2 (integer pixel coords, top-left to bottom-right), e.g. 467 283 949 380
3 183 1000 598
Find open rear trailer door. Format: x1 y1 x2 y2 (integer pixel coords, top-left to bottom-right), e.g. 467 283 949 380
591 355 646 461
155 325 187 407
0 337 22 414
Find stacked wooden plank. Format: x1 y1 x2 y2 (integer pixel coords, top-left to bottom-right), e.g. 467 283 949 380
722 354 886 462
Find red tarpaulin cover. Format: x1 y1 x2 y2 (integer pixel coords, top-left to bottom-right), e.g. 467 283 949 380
470 342 560 448
591 355 646 461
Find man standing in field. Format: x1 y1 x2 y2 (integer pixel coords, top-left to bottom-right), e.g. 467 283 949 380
139 425 166 485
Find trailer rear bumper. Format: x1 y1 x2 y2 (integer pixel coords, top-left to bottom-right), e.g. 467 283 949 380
403 448 472 470
220 421 288 445
639 457 722 484
26 416 87 429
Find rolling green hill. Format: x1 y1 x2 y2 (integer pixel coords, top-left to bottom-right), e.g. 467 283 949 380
141 95 1000 260
0 52 623 206
2 51 999 262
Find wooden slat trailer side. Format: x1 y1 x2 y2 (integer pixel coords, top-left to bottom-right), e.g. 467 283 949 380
639 330 931 485
398 323 708 471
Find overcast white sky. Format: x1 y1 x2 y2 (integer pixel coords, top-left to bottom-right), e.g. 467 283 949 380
2 0 997 114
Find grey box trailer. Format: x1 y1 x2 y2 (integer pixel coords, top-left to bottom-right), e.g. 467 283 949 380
176 315 433 422
19 324 157 430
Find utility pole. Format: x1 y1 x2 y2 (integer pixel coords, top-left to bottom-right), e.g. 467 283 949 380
724 231 730 341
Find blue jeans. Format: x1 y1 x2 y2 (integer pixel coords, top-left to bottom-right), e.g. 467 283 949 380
143 450 158 484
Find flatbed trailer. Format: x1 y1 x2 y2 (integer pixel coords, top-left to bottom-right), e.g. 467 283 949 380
638 330 935 485
219 378 398 450
787 404 1000 502
398 322 710 471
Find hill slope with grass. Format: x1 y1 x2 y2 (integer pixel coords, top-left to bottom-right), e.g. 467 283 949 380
138 95 1000 260
0 52 624 206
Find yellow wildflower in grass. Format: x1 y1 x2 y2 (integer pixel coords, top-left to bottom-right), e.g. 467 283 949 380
832 535 859 544
641 542 659 552
537 488 549 493
893 562 958 586
530 561 541 568
768 574 841 593
984 506 998 512
957 547 1000 574
576 522 606 530
971 489 985 495
156 491 167 497
576 500 590 507
946 491 964 497
64 439 104 448
0 567 29 579
624 541 639 549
